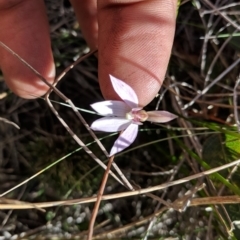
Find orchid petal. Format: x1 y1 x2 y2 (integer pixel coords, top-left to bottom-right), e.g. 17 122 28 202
91 100 130 117
147 111 178 123
110 123 138 156
110 75 138 108
91 117 131 132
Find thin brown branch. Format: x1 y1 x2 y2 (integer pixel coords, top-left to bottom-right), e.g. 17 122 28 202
87 155 115 240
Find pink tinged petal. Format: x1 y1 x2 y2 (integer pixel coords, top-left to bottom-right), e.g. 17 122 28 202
91 117 131 132
91 100 130 117
147 111 178 123
110 75 138 108
110 124 139 156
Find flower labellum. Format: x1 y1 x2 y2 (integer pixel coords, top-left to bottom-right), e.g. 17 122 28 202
91 75 177 156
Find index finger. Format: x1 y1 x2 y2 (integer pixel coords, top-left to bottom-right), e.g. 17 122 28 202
98 0 177 107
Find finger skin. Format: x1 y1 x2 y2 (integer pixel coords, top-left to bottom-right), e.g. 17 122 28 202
98 0 177 107
0 0 55 99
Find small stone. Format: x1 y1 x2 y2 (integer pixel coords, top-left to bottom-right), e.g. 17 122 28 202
3 231 11 239
67 216 74 224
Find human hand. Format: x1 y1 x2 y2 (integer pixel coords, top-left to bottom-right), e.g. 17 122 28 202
0 0 177 107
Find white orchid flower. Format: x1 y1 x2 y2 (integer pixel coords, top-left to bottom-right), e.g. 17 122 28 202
91 75 177 156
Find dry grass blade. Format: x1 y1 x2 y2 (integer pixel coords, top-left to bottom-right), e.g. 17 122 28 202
234 74 240 132
203 0 240 31
0 198 45 212
183 57 240 109
92 194 240 239
170 67 232 235
0 157 240 210
0 117 20 129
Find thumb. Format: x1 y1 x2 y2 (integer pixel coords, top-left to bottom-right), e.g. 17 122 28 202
98 0 177 107
0 0 55 99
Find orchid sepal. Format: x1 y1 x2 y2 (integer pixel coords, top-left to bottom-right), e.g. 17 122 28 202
146 111 178 123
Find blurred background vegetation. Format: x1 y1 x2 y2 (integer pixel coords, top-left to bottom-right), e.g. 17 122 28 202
1 0 240 239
